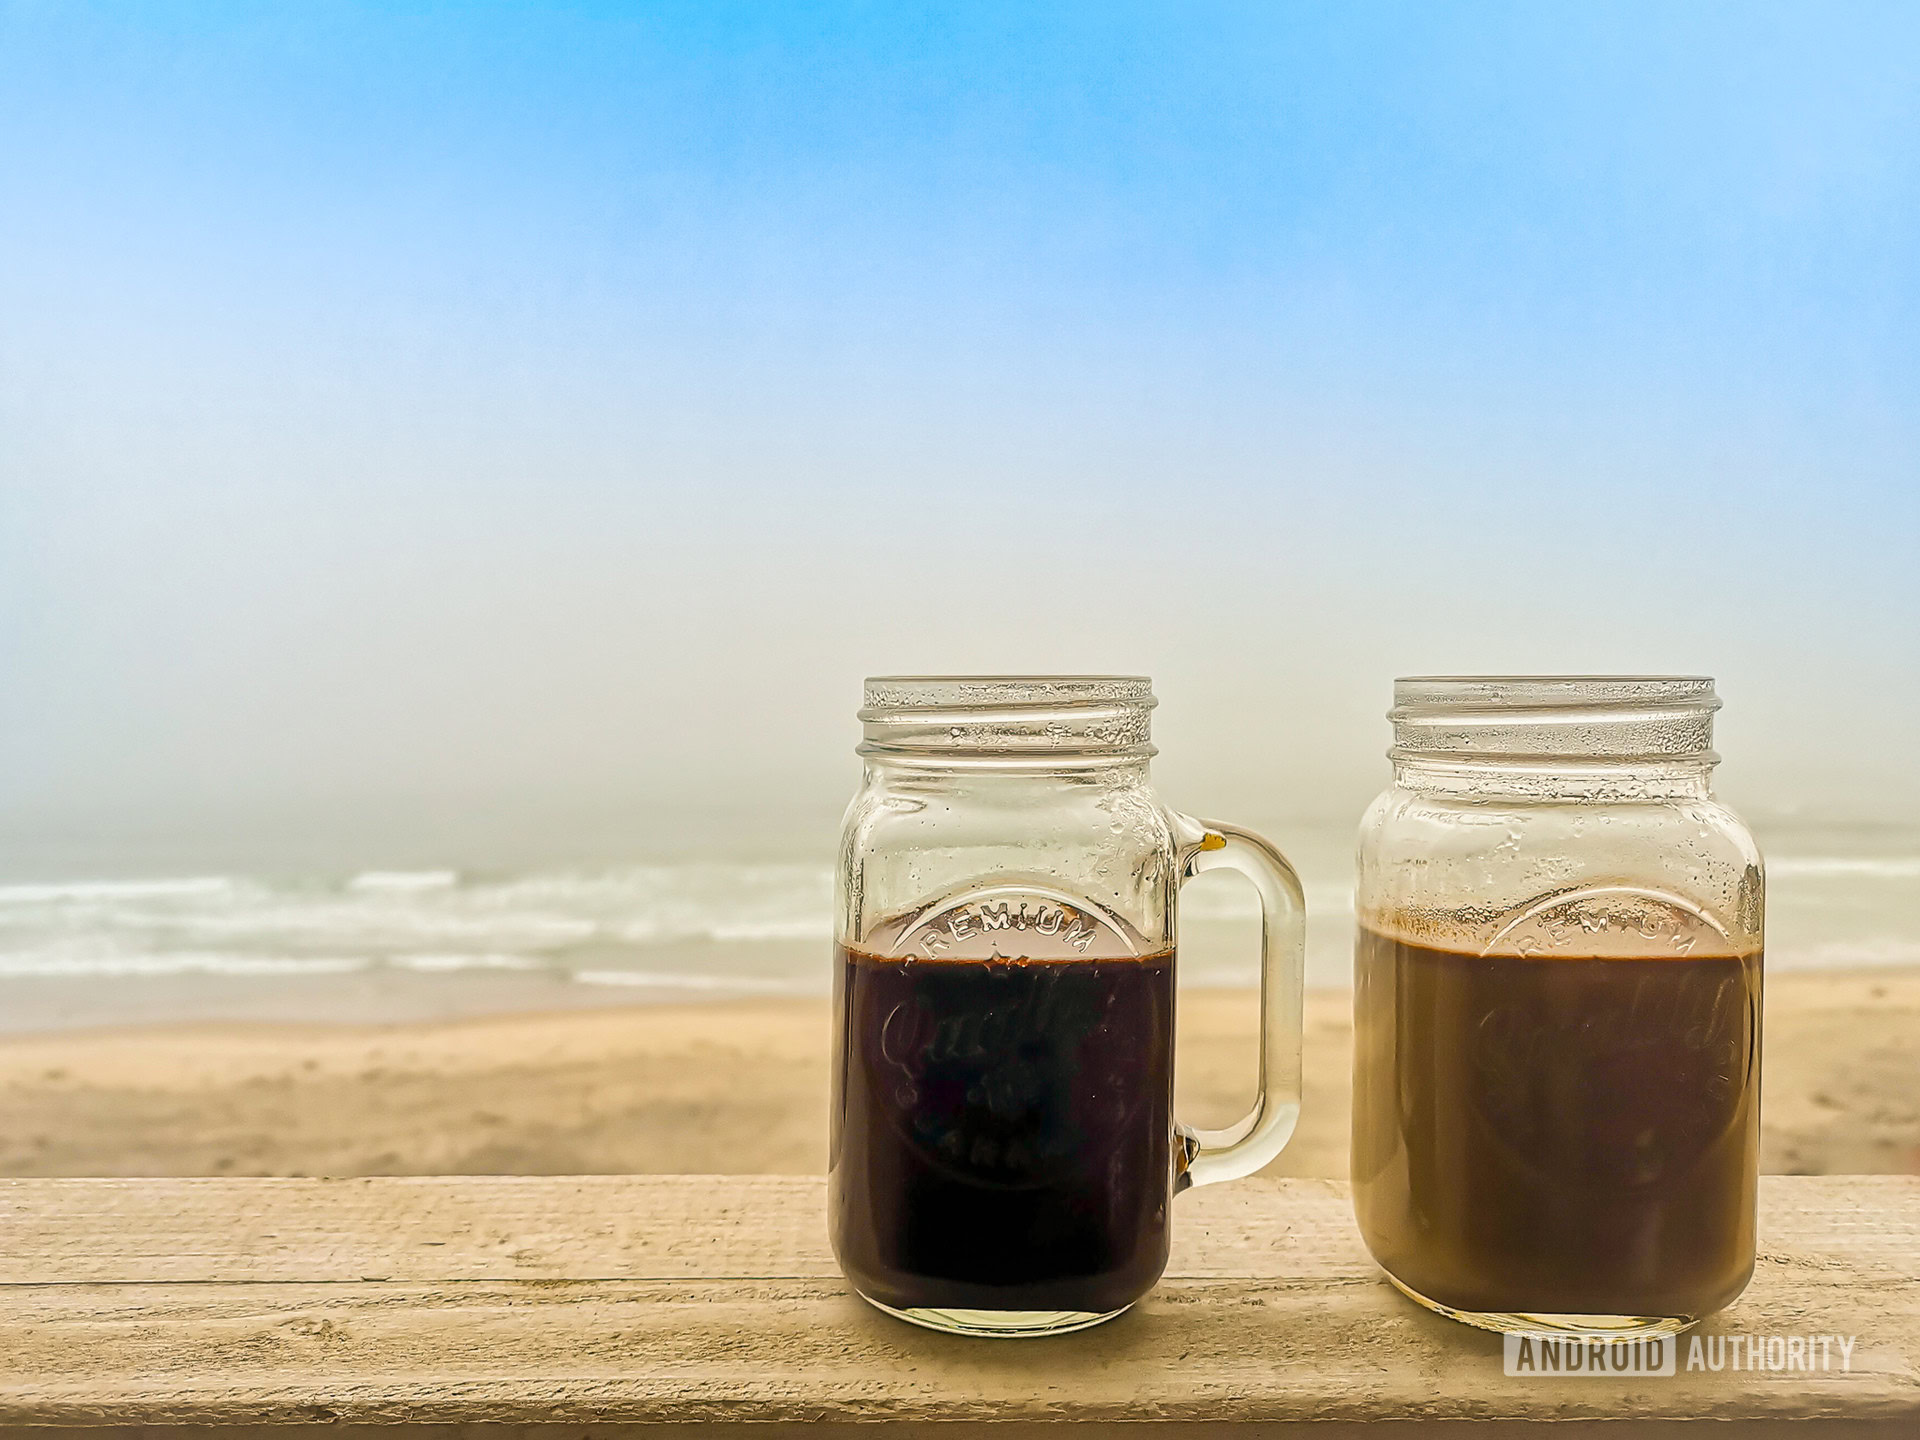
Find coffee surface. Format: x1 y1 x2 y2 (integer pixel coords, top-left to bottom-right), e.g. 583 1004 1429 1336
1351 926 1762 1319
831 945 1175 1315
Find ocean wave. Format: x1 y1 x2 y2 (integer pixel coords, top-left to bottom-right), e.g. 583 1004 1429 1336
0 863 837 981
120 904 600 941
386 952 547 973
572 969 822 994
1768 938 1920 969
1180 882 1355 918
0 852 1909 994
694 919 833 942
0 876 237 905
0 951 369 978
347 869 460 893
1768 856 1920 878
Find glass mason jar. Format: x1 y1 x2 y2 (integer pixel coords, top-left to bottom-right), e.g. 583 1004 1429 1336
1352 677 1764 1337
831 676 1305 1337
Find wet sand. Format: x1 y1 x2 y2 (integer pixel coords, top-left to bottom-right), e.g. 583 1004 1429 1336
0 971 1914 1178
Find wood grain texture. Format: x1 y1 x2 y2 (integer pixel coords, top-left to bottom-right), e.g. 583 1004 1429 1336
0 1175 1914 1433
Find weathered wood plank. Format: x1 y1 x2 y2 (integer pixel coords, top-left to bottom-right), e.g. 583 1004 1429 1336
7 1278 1912 1427
0 1173 1359 1284
5 1174 1909 1283
0 1175 1914 1432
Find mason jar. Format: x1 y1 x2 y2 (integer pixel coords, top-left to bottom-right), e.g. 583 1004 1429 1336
1352 676 1764 1337
831 676 1306 1337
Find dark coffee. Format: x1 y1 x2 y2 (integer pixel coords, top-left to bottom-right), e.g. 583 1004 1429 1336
831 945 1175 1315
1351 926 1761 1319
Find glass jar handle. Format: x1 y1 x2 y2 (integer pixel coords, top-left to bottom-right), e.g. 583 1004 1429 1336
1173 816 1306 1190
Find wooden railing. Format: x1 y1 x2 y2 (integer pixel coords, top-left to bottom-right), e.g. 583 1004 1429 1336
2 1175 1914 1435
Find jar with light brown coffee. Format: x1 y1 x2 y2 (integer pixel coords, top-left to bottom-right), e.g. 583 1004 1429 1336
1352 677 1763 1338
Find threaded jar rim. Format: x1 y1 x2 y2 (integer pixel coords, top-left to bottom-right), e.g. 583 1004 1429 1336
859 675 1156 760
1389 675 1720 763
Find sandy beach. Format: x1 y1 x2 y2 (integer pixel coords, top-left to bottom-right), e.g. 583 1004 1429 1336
0 969 1914 1179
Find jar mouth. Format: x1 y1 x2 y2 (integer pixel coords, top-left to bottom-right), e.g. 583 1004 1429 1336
859 675 1156 761
1390 675 1720 763
1392 675 1718 713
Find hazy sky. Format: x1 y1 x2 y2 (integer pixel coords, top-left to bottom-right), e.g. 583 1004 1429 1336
2 2 1917 868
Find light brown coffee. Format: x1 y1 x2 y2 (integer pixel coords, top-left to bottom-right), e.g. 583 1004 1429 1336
1351 926 1761 1318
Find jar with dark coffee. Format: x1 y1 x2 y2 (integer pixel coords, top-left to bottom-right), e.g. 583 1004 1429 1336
1352 677 1764 1337
832 676 1306 1337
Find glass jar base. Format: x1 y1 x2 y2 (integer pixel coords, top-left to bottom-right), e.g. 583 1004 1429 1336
1385 1273 1697 1338
858 1292 1130 1338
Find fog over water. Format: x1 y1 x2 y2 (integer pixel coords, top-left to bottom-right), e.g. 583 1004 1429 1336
1 5 1915 1021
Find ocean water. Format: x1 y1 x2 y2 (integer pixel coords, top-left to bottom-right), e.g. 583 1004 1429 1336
0 821 1913 1030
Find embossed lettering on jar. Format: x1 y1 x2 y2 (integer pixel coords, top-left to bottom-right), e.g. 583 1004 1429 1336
1351 677 1764 1338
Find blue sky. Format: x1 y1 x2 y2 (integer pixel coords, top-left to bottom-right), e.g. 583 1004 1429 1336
2 2 1917 859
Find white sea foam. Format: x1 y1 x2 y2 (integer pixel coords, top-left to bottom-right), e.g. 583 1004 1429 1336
1768 939 1920 969
1180 882 1356 917
0 838 1909 1002
1768 856 1920 878
388 952 547 973
347 869 460 893
0 864 834 987
0 951 368 978
572 969 820 994
707 919 835 941
0 876 236 905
